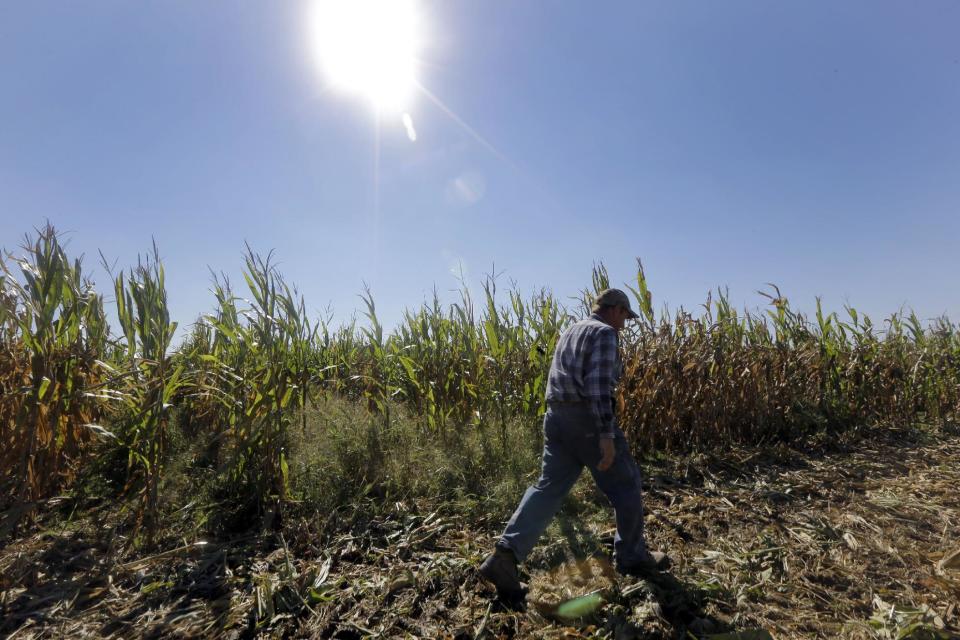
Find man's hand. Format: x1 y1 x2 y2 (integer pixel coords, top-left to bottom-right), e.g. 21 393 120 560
597 438 615 472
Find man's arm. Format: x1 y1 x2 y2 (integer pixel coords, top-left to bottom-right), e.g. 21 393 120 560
583 325 618 441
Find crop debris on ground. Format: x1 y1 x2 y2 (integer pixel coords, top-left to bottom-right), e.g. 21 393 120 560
2 425 957 639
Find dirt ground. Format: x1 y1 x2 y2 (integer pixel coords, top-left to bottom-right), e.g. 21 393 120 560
2 425 959 639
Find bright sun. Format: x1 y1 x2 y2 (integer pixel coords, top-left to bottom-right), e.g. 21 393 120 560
309 0 421 111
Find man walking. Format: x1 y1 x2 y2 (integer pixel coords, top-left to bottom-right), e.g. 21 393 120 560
479 288 668 599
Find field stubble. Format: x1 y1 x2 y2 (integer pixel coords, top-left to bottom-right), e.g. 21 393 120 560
0 419 957 639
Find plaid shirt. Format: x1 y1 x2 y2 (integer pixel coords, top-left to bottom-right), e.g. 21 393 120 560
545 313 621 439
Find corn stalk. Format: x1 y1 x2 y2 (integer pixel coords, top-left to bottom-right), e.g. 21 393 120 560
109 243 187 539
0 224 106 511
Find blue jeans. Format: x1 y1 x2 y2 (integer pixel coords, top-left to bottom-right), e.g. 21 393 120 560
498 404 650 567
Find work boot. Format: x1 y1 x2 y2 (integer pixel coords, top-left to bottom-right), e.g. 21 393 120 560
479 548 525 598
616 550 672 577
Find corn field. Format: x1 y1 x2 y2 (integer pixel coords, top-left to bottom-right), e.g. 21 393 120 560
1 225 958 535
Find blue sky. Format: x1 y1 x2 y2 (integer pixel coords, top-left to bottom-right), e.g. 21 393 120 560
2 1 958 332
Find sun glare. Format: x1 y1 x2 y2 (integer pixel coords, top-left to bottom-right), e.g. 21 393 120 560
310 0 421 111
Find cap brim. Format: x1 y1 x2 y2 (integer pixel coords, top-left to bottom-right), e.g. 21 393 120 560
626 309 640 320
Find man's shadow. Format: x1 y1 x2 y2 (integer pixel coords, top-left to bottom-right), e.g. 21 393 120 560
485 511 728 637
628 569 728 637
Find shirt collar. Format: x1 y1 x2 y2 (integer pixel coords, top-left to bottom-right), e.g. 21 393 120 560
590 312 620 342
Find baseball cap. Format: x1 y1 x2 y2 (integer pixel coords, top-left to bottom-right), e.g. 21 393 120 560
592 288 640 319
